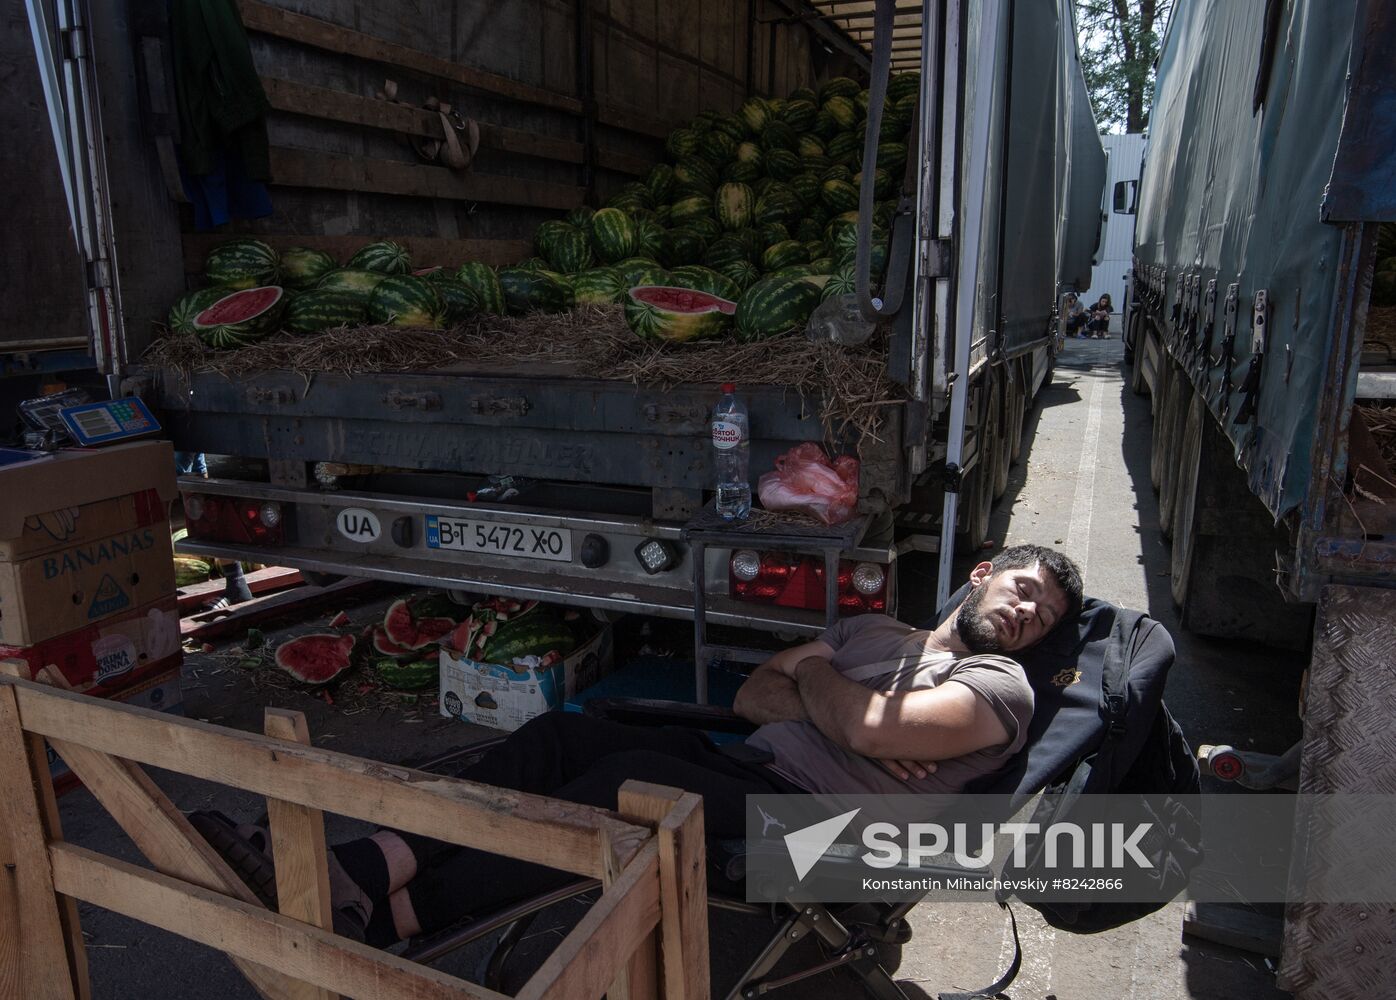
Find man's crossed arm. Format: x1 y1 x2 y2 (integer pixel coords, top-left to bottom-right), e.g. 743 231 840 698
733 644 1011 781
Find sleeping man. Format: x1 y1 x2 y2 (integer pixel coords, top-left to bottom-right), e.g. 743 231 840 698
192 544 1081 944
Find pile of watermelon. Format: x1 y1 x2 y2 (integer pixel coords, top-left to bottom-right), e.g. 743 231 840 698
167 73 916 351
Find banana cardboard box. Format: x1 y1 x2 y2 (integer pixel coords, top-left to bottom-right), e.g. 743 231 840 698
0 441 177 645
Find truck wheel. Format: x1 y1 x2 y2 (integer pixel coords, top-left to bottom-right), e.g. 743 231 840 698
956 457 992 553
1157 363 1192 540
1170 391 1205 607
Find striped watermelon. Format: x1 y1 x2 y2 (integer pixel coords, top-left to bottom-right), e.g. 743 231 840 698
455 262 506 315
347 240 412 274
758 222 791 247
646 164 675 202
633 217 666 260
375 658 438 691
284 290 365 334
821 179 859 214
657 229 708 268
822 96 859 130
761 121 798 152
685 217 722 242
819 77 861 102
810 255 834 273
704 234 757 271
877 141 908 174
716 259 762 291
723 159 761 184
754 187 802 227
797 134 827 160
791 173 824 208
813 109 840 139
710 113 747 142
623 285 736 344
823 163 854 184
781 99 818 132
698 131 738 166
538 222 594 273
316 268 388 301
796 217 824 243
588 208 639 264
789 87 817 104
822 263 856 301
888 72 920 104
665 127 701 160
614 257 669 287
670 194 714 227
565 205 596 229
856 168 895 201
497 268 570 314
734 276 822 341
714 183 756 231
762 240 808 272
673 159 718 195
735 141 764 171
366 275 445 328
572 267 628 305
433 278 480 323
168 287 226 336
205 239 279 289
279 247 338 290
666 265 741 301
764 149 802 181
538 270 577 308
192 286 287 349
739 97 771 134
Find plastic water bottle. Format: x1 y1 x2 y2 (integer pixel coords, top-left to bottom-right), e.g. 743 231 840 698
712 382 751 520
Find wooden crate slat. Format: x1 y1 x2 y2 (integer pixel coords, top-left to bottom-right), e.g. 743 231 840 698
238 0 582 115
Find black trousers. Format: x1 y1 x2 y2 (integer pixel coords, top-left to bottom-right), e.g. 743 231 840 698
395 712 800 935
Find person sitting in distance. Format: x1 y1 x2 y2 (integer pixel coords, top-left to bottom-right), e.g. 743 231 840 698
192 544 1082 944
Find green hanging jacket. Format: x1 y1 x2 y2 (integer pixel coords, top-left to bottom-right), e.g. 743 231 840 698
171 0 271 180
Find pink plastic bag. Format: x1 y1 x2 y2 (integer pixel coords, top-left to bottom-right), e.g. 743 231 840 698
757 443 860 525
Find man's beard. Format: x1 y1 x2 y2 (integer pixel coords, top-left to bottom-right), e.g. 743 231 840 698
954 582 1003 653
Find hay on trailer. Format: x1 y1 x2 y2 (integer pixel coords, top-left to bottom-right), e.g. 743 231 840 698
142 306 905 447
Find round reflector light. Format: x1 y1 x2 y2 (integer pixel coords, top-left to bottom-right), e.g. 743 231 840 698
184 495 206 521
731 549 762 581
258 502 283 528
851 562 885 595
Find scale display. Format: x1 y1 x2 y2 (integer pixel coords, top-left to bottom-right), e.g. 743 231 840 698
59 398 161 446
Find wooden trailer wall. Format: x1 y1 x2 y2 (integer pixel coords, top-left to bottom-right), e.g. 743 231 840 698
99 0 861 356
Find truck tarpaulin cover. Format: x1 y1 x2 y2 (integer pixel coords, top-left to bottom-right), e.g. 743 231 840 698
964 0 1106 358
1134 0 1368 519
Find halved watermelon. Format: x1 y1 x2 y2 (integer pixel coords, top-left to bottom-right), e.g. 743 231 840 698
193 286 287 350
367 625 415 658
622 285 736 343
274 633 356 685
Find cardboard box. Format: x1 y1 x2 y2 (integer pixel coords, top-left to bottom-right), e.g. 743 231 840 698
0 441 176 556
0 440 178 645
0 596 183 694
48 664 184 795
439 625 614 732
0 525 176 646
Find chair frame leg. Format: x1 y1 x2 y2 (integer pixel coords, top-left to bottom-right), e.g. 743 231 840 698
726 903 909 1000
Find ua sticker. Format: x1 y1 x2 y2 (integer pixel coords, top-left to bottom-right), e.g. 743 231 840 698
88 573 131 619
336 507 381 542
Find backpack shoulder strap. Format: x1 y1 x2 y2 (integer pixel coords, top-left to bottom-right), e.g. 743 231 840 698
1089 609 1147 789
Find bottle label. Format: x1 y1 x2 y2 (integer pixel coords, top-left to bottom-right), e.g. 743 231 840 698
712 420 742 450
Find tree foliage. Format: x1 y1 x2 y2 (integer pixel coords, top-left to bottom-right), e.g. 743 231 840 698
1076 0 1172 133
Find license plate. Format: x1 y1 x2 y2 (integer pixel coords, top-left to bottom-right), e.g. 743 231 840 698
425 514 572 562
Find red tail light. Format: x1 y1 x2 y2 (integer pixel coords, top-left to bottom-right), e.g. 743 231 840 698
729 550 887 615
183 494 285 546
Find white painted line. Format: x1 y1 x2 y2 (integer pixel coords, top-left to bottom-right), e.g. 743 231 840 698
1065 377 1106 567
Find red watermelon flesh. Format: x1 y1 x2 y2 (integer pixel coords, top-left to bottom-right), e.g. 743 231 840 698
274 633 356 685
370 625 415 658
631 285 737 315
195 286 283 325
383 598 458 650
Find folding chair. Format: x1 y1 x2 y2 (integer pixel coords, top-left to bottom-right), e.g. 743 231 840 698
401 597 1179 999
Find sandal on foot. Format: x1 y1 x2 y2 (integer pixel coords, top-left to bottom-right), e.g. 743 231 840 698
188 809 279 909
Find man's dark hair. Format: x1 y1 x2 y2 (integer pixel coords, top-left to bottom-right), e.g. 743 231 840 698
989 544 1084 623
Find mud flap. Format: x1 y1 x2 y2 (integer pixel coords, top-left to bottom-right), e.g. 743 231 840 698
1278 584 1396 999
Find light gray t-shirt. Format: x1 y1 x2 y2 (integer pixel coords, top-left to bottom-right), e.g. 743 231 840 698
745 615 1034 795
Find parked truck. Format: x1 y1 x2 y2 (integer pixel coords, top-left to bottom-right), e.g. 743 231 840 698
1126 1 1395 995
18 0 1104 649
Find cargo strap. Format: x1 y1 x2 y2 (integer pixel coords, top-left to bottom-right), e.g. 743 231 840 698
853 0 912 322
377 79 480 171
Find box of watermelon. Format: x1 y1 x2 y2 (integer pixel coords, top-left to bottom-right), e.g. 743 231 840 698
437 599 613 732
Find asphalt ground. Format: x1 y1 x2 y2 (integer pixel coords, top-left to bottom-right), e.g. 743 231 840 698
55 336 1304 999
